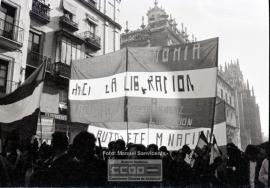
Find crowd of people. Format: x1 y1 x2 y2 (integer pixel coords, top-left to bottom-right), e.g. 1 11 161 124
0 130 268 187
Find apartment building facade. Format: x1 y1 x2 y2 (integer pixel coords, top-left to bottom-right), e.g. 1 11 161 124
0 0 122 142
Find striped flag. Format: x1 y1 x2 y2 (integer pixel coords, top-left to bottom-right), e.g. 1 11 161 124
209 135 222 165
194 131 208 156
0 62 46 140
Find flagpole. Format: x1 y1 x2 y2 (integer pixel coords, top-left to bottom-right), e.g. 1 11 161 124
209 38 219 144
39 111 42 142
148 99 153 146
39 58 48 143
125 47 129 143
67 59 73 144
0 123 2 153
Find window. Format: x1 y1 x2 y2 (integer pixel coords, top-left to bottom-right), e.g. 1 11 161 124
229 96 232 105
106 0 114 19
0 2 16 40
56 37 82 65
28 31 41 52
225 93 228 102
0 60 8 94
87 21 96 35
87 0 97 7
63 10 74 21
220 89 223 99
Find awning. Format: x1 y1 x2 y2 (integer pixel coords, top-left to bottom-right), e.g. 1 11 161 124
86 13 99 25
63 0 77 15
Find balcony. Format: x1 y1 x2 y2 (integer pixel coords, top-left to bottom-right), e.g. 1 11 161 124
59 15 78 32
26 51 53 73
77 0 121 30
0 18 24 50
79 0 97 8
54 62 70 78
30 0 50 24
0 80 19 97
79 31 101 50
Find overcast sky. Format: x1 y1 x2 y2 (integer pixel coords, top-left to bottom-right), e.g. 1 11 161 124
119 0 269 138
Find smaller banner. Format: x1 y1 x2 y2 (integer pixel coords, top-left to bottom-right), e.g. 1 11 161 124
87 122 226 151
0 62 46 140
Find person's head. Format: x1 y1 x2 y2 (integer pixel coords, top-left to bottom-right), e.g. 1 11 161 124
127 144 138 159
176 149 186 162
258 141 269 159
116 139 126 151
171 151 178 160
5 131 20 153
108 141 117 152
245 144 259 162
226 143 241 158
147 144 158 152
159 146 169 158
182 145 191 155
73 131 96 160
51 132 68 153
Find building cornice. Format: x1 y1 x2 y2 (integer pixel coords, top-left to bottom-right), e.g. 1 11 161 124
77 0 122 30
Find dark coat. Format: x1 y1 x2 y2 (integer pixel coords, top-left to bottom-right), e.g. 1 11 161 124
31 153 80 187
77 155 107 186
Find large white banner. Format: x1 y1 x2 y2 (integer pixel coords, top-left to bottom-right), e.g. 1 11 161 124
69 68 217 100
88 122 227 150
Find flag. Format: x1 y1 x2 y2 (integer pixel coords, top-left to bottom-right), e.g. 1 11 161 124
194 131 208 156
209 135 222 165
69 38 218 128
0 62 46 140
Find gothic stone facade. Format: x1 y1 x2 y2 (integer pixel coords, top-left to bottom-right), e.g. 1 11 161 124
120 1 262 149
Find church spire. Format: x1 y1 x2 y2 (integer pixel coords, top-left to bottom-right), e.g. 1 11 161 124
252 86 255 96
154 0 158 7
247 79 250 90
141 16 145 29
125 21 129 33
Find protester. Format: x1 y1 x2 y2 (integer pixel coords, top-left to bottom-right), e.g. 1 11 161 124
245 144 265 188
259 158 269 187
115 139 126 159
0 131 25 186
33 132 80 186
258 141 269 187
72 131 106 186
159 146 172 184
0 129 268 187
147 144 160 159
170 149 193 186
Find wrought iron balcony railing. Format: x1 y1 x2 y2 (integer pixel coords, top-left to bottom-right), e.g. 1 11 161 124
30 0 50 24
26 51 53 72
54 62 71 78
78 31 101 50
0 17 24 50
27 51 70 79
59 15 79 31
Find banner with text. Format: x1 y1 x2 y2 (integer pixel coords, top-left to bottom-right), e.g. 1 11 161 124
87 122 226 150
69 38 218 128
87 100 226 150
